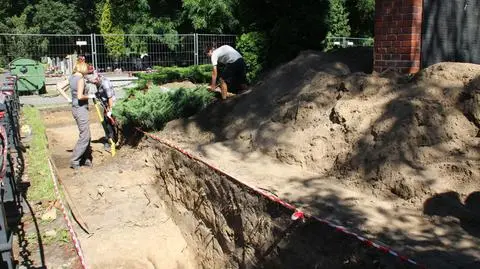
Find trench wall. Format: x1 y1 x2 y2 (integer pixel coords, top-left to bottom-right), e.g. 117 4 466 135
145 139 415 269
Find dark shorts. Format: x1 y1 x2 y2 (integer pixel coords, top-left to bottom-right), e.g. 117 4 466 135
219 58 247 93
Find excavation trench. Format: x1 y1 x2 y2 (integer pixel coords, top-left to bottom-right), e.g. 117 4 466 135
43 108 415 269
144 138 416 269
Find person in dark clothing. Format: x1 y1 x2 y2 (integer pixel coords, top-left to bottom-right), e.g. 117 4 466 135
85 65 117 152
204 43 248 99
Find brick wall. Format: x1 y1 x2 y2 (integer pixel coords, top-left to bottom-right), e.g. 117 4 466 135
374 0 423 73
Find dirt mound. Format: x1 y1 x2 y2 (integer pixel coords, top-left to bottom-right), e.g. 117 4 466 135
417 62 480 84
155 48 480 268
162 49 479 202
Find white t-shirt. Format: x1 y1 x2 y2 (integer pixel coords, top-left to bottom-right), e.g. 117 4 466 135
211 45 242 66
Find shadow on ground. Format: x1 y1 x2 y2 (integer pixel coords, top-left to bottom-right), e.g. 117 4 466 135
143 47 480 268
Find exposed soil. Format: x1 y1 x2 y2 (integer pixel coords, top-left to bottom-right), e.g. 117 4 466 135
43 108 196 269
161 81 197 89
12 109 81 269
33 47 480 269
150 48 480 268
12 199 81 269
148 139 416 269
39 108 420 269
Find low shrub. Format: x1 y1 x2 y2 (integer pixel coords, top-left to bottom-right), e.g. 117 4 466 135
113 86 215 130
236 32 268 83
135 65 212 85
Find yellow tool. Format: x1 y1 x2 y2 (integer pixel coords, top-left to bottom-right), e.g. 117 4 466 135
93 98 116 157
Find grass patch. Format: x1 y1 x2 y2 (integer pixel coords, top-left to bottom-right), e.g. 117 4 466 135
43 229 70 245
114 86 215 130
27 228 70 246
23 106 55 201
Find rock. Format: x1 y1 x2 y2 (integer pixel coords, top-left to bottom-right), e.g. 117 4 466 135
465 92 480 127
329 106 346 125
463 78 480 128
45 229 57 238
20 125 32 138
41 207 57 221
97 186 106 196
391 180 415 200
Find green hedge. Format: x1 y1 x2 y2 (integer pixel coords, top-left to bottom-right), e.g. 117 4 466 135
236 32 268 83
135 65 212 85
113 86 215 130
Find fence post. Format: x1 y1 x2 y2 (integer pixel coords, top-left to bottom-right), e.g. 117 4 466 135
93 34 99 70
90 34 96 69
194 33 199 65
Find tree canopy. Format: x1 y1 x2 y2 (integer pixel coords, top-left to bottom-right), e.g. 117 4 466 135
0 0 374 66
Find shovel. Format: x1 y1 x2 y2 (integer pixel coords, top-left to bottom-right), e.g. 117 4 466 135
92 97 116 157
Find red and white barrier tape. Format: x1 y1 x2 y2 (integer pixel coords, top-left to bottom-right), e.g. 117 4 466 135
138 129 426 269
48 160 88 269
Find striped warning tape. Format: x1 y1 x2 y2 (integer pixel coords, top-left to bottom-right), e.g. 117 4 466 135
48 159 88 269
138 128 426 269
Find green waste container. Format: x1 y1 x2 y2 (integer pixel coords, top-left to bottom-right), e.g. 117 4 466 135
8 58 46 95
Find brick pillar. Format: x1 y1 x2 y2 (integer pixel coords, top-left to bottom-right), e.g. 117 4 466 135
374 0 423 73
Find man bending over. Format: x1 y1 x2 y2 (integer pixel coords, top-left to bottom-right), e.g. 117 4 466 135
204 43 248 99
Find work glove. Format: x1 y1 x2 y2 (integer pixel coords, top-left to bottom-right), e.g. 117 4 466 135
107 111 112 117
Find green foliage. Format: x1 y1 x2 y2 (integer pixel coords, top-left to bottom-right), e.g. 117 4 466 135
95 0 181 55
0 13 48 66
127 19 179 54
23 107 55 201
100 0 126 60
71 0 97 33
119 64 214 130
0 0 374 71
347 0 374 36
326 0 351 37
113 87 215 130
119 0 180 52
323 0 351 51
236 32 267 82
31 0 81 34
136 65 212 85
182 0 239 33
237 0 329 66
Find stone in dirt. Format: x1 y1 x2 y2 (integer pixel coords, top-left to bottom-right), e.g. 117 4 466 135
21 125 32 138
41 207 57 221
45 229 57 238
96 185 106 196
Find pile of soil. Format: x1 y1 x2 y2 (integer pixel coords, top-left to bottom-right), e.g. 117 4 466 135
161 49 480 201
155 48 480 268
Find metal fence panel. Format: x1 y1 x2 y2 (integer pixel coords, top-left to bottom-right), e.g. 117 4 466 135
324 37 374 48
93 34 197 72
0 33 238 72
197 34 237 65
0 34 93 75
0 33 370 73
